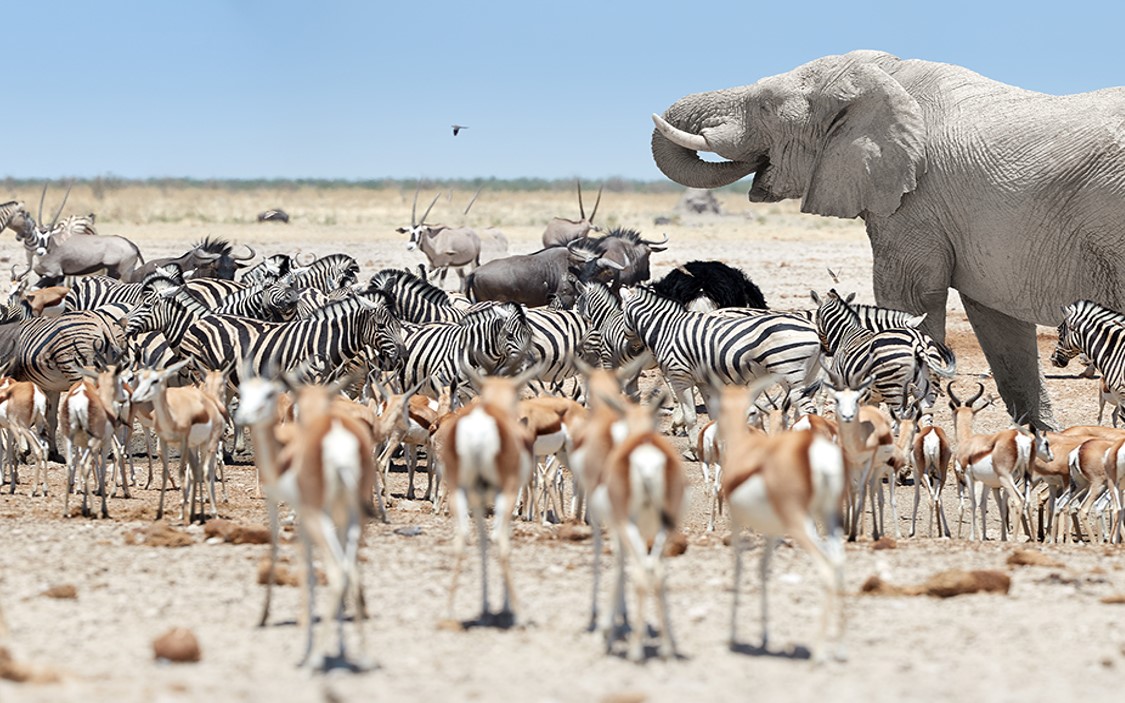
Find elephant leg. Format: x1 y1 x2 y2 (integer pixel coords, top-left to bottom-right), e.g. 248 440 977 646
869 236 952 343
960 295 1056 429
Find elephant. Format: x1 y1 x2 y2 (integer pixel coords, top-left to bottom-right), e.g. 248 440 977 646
651 50 1125 428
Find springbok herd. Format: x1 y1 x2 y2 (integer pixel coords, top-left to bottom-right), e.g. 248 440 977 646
1 189 1124 677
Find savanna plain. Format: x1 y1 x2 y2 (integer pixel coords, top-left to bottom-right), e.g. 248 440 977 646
0 184 1122 703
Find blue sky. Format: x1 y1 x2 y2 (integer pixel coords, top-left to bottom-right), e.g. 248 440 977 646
8 1 1125 181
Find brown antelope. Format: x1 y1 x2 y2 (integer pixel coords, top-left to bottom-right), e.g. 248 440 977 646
129 360 226 523
568 355 649 631
517 395 585 524
0 376 48 495
897 396 953 538
715 380 846 661
823 367 900 541
695 388 783 532
373 381 442 502
21 285 69 317
276 380 379 668
234 371 293 627
442 365 537 626
1063 438 1120 543
59 378 118 518
601 390 684 662
950 381 1052 541
1029 430 1102 542
1104 436 1125 542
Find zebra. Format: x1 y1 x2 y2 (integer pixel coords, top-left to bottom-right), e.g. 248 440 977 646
1053 300 1125 423
294 287 356 320
63 266 186 312
368 268 465 323
212 280 299 321
239 254 295 286
10 307 126 458
812 289 955 415
523 307 587 393
398 302 532 399
620 286 822 438
285 253 359 293
179 292 404 386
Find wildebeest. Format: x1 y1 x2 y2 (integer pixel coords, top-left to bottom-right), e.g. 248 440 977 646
583 228 669 287
127 236 254 282
466 242 623 308
653 260 768 311
541 180 602 248
257 209 290 223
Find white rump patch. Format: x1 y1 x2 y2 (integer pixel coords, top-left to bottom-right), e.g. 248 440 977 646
456 407 502 488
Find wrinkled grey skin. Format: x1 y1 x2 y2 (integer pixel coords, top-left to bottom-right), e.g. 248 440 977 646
652 50 1125 428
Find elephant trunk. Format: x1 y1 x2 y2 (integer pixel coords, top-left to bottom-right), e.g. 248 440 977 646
650 123 758 190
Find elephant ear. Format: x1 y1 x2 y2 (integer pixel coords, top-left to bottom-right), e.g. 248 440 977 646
802 63 925 219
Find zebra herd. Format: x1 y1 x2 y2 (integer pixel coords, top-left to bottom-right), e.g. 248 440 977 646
6 227 1125 668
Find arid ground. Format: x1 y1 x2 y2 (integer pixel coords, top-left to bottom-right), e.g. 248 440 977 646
1 185 1122 702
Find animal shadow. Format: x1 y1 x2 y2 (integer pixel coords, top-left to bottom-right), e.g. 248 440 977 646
729 641 812 660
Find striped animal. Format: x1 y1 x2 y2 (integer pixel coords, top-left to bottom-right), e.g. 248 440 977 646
813 289 954 415
368 268 465 324
1053 300 1125 421
398 303 532 398
620 286 821 438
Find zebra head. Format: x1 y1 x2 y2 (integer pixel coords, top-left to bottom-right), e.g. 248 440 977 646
494 302 533 373
358 291 405 371
124 280 190 337
1050 303 1083 368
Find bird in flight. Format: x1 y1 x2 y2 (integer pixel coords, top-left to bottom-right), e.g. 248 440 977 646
451 124 468 136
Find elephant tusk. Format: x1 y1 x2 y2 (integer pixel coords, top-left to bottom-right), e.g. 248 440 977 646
652 113 710 152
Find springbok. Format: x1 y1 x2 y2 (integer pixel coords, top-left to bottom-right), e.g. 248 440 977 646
0 375 48 495
441 364 537 626
517 395 585 524
714 379 845 661
129 360 226 523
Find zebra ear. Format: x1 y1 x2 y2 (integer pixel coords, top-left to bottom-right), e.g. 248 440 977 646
905 313 927 328
809 290 821 305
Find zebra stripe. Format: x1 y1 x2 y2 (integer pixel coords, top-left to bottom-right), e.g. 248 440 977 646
524 307 586 388
398 302 532 396
814 289 938 412
368 268 464 323
1054 300 1125 399
285 254 359 293
621 287 821 433
576 280 647 369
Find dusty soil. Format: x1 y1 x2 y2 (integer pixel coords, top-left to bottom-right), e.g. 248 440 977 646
1 191 1123 702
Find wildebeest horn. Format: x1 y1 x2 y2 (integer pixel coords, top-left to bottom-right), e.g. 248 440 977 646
194 246 221 261
48 182 72 230
233 244 255 261
589 185 603 223
640 232 669 247
596 257 625 271
295 250 316 266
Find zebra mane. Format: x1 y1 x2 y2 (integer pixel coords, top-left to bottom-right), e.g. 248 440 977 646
1069 299 1125 324
155 283 212 316
194 236 233 256
0 201 24 230
307 288 395 321
370 267 451 306
826 288 865 325
578 280 621 314
633 285 687 311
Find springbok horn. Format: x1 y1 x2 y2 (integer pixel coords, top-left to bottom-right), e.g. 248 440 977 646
652 113 710 152
589 185 603 223
966 382 985 408
419 193 440 225
946 381 962 407
48 183 73 230
233 243 256 261
463 186 482 216
639 232 669 247
576 179 585 220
